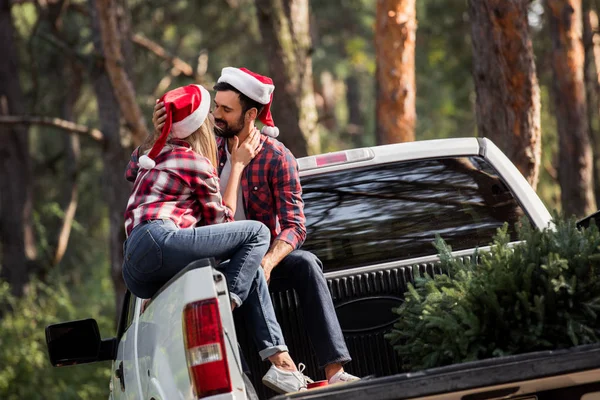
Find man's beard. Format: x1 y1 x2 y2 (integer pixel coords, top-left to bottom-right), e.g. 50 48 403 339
214 115 245 139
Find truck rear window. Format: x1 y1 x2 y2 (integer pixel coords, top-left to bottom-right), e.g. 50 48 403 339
300 156 528 272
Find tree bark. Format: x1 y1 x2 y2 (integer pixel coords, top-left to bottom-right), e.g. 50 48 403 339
94 0 147 147
468 0 542 190
583 6 600 209
0 0 36 297
89 0 128 319
547 0 596 217
375 0 417 144
254 0 319 157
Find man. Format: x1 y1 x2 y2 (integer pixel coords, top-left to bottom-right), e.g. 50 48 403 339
153 67 358 385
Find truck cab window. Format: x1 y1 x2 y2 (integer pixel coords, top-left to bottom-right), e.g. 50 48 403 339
301 156 528 272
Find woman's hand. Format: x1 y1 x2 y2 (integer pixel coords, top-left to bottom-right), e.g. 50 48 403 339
152 101 167 133
230 128 262 168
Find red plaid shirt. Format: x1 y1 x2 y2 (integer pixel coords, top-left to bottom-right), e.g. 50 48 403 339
124 140 233 236
216 135 306 249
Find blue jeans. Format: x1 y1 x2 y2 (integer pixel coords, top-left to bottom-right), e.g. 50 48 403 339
243 250 351 368
122 219 288 359
228 265 289 360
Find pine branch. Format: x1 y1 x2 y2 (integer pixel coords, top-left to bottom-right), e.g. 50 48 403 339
131 33 196 78
0 116 104 141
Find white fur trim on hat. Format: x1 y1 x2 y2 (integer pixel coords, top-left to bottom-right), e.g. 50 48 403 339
138 154 156 170
261 125 279 138
171 85 211 139
218 67 273 104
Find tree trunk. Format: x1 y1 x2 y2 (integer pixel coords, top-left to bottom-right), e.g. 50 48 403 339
89 0 128 319
375 0 417 144
254 0 319 157
319 71 337 132
547 0 596 217
94 0 147 147
345 71 365 147
53 62 82 268
0 0 36 297
468 0 542 190
583 6 600 209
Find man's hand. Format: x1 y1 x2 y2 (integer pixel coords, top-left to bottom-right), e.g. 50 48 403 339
152 101 167 133
261 240 294 284
261 262 276 284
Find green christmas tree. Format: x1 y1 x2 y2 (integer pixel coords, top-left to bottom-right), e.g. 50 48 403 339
386 216 600 372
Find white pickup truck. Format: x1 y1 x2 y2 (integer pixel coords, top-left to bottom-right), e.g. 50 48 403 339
45 137 600 400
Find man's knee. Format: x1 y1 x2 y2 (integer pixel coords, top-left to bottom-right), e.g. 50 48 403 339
285 250 323 276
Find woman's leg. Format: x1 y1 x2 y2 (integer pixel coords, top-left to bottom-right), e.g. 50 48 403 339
124 219 269 304
241 269 312 394
161 220 270 306
239 268 289 362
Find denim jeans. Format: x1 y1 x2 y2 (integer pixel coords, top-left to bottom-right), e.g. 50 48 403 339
122 219 288 359
230 265 289 360
242 250 351 368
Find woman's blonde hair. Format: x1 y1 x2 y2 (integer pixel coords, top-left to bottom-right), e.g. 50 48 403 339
183 116 218 169
140 116 217 169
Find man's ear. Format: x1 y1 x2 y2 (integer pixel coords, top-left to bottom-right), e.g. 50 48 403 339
245 107 258 122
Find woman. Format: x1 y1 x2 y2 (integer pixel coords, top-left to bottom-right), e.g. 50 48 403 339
122 84 311 393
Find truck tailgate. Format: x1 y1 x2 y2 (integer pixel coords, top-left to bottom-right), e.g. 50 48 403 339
275 344 600 400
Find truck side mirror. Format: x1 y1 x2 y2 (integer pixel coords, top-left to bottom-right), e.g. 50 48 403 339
46 318 116 366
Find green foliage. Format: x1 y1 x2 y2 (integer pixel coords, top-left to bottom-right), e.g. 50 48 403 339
0 275 114 400
386 216 600 371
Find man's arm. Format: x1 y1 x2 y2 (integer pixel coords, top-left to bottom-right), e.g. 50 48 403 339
262 150 306 282
261 240 294 282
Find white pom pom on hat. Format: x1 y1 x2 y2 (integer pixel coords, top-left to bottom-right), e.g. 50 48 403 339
261 126 279 138
140 84 211 169
218 67 279 138
138 155 156 170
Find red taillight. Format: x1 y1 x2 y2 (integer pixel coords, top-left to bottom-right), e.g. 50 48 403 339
183 299 231 398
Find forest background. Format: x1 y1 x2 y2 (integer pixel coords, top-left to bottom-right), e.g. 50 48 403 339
1 0 599 398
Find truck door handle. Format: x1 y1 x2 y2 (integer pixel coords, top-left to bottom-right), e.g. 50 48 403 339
115 361 125 392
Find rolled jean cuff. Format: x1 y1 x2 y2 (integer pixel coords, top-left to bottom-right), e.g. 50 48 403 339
230 293 242 308
259 345 289 361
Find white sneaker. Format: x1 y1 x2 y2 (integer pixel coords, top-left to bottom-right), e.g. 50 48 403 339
262 363 313 393
328 370 360 385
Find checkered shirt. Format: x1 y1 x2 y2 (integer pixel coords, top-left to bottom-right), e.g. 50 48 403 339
216 135 306 249
124 140 233 236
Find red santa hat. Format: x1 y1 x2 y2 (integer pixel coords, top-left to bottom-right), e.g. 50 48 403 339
217 67 279 138
139 84 211 169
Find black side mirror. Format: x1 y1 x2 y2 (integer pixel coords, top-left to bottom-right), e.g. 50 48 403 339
45 318 117 366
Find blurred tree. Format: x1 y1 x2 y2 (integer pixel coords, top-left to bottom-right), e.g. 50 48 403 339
45 0 84 269
583 2 600 208
468 0 542 189
89 0 130 315
310 0 376 149
254 0 319 157
375 0 417 144
0 0 37 297
94 0 147 146
546 0 596 217
414 1 475 141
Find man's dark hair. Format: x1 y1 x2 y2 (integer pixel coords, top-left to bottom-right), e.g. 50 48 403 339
213 82 265 116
